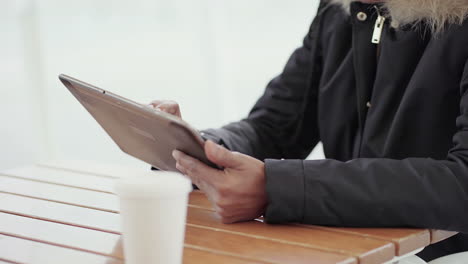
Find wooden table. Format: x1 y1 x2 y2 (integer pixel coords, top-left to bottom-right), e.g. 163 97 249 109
0 161 457 264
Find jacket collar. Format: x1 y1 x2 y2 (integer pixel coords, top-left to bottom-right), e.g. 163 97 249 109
328 0 468 33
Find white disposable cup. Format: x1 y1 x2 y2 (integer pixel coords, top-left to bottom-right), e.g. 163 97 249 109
114 171 192 264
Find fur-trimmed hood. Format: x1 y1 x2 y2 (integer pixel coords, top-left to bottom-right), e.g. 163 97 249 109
329 0 468 33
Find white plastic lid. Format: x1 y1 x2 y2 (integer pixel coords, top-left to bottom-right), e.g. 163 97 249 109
114 171 192 198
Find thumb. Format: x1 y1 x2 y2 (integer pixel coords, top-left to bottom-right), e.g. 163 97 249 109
205 140 243 168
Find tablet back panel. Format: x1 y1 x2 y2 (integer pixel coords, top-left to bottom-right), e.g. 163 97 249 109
59 74 211 171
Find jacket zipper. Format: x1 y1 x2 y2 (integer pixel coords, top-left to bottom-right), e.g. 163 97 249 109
372 6 385 60
371 6 385 44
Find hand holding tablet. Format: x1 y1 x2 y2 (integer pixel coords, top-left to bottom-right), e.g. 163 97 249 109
59 74 216 171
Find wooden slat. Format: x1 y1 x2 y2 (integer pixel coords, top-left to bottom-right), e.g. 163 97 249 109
0 212 265 263
0 194 357 263
0 211 353 264
430 230 458 244
2 165 453 264
0 172 208 212
0 176 405 264
0 234 122 264
0 180 392 259
189 191 214 210
5 165 443 253
183 245 265 264
0 234 256 264
190 190 433 257
36 160 147 179
184 225 356 264
1 166 212 210
0 192 211 235
0 193 119 233
29 162 458 248
2 165 115 193
306 227 429 256
0 176 119 213
107 239 267 264
0 213 120 257
0 193 358 264
186 208 390 264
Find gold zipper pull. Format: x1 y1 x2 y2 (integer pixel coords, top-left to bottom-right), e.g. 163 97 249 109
371 6 385 44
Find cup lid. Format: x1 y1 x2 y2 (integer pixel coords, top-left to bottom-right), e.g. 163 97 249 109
114 171 192 198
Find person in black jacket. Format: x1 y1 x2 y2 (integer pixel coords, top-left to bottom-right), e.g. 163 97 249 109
151 0 468 260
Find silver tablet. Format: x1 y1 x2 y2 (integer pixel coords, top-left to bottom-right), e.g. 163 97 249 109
59 74 214 171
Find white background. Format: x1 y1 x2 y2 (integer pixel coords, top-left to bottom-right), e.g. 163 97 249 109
1 0 324 171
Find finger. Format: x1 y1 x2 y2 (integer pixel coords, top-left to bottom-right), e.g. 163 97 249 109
150 101 181 118
150 100 178 108
156 103 179 115
173 150 227 211
172 149 221 187
149 100 164 107
205 140 243 168
176 162 207 188
175 162 188 175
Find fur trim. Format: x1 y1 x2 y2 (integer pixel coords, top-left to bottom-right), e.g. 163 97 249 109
328 0 468 33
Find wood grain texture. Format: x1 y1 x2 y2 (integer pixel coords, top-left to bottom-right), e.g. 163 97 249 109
304 226 430 256
189 190 431 257
189 191 214 210
1 163 456 264
0 195 362 263
0 183 388 264
186 208 391 264
0 211 354 264
3 166 456 252
81 237 273 264
0 234 257 264
185 225 356 264
0 193 356 264
25 161 462 248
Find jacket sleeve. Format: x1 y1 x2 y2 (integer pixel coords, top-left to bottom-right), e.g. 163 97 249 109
265 59 468 233
202 3 328 161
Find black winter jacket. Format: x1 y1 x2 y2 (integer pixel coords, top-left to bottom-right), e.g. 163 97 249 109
202 1 468 260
